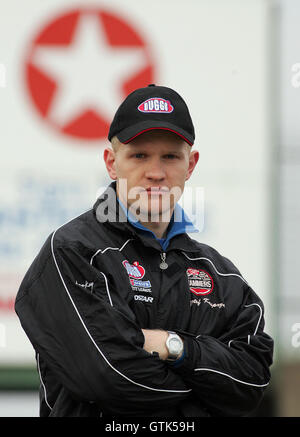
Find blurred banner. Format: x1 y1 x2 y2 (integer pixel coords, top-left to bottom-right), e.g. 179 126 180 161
0 0 275 366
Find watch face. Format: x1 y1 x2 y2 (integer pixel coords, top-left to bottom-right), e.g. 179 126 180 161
169 337 182 354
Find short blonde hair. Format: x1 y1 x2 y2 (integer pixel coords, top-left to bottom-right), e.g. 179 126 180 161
110 135 122 153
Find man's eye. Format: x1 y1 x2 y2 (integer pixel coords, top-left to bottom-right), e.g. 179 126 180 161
133 153 145 158
164 154 177 159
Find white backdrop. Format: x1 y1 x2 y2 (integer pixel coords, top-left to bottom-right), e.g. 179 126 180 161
278 0 300 361
0 0 275 365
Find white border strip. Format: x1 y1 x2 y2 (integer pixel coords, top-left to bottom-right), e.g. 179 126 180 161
90 239 133 265
228 303 263 347
244 303 263 336
193 368 269 388
37 353 53 411
182 253 248 284
51 228 191 394
99 271 113 307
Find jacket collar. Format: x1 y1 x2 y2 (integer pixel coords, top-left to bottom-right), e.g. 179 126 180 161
117 196 198 250
93 181 201 253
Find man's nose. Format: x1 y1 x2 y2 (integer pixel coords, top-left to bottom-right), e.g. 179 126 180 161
144 159 166 180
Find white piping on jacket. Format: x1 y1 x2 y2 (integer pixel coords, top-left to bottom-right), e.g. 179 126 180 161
99 271 113 307
181 253 248 285
50 227 191 394
37 353 53 411
244 303 263 336
228 303 263 347
193 368 269 388
90 240 133 307
90 239 133 265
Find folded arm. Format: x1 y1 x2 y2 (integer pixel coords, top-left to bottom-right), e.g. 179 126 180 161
169 286 274 416
15 235 190 416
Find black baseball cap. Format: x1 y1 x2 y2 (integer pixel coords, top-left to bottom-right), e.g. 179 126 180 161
108 84 195 146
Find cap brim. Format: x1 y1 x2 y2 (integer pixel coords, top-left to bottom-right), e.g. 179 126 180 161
116 121 194 146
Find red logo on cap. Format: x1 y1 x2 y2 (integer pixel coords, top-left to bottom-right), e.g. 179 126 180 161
138 98 173 114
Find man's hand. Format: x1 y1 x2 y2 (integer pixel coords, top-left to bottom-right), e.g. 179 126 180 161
142 329 169 360
141 329 184 361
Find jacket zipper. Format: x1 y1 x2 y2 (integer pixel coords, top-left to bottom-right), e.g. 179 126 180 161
155 252 168 327
159 252 168 270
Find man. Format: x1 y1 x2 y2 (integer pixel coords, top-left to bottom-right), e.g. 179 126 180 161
15 84 273 417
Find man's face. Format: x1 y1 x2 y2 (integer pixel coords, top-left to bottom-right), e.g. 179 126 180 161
104 131 199 222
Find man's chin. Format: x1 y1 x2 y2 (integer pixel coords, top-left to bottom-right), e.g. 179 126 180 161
128 206 174 223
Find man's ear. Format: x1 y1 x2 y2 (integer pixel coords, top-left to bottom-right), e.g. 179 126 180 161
185 149 199 181
103 148 117 180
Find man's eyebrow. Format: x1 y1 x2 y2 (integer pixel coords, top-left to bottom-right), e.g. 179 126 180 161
124 147 146 153
161 150 185 156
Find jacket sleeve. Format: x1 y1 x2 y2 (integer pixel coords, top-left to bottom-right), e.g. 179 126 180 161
15 233 191 416
172 285 274 416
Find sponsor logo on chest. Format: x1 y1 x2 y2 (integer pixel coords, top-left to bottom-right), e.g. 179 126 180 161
186 268 214 296
123 260 145 279
123 260 153 300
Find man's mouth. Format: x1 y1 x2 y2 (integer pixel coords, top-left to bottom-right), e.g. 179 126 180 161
145 187 169 194
146 187 169 194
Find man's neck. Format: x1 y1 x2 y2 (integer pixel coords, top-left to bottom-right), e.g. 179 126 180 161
116 189 173 239
138 219 170 239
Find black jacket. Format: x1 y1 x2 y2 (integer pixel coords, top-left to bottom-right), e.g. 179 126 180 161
15 182 273 417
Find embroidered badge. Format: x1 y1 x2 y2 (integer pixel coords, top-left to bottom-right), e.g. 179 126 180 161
123 260 152 294
123 260 145 279
186 268 214 296
138 97 174 113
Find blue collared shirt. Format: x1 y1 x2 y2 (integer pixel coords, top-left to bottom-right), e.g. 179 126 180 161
117 197 199 250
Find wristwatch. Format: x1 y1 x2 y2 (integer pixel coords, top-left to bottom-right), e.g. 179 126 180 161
166 331 184 361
